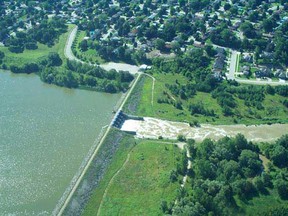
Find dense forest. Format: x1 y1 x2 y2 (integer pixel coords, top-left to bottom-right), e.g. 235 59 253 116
2 16 67 53
161 134 288 215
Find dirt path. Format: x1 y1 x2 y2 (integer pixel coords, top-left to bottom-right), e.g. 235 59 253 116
95 141 190 216
181 145 191 188
55 58 142 216
97 153 131 216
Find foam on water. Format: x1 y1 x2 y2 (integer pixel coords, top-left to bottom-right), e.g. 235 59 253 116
121 117 288 142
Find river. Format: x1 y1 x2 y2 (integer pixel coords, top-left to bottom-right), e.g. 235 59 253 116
0 70 120 215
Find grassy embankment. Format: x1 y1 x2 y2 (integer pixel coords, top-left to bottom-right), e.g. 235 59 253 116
63 129 135 215
81 131 288 216
72 30 105 64
0 24 75 67
83 139 183 216
124 73 288 125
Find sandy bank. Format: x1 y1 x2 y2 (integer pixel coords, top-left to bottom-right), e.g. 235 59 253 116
100 62 139 75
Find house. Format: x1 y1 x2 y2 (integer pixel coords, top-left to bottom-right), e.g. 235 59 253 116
275 69 288 80
241 66 251 76
212 71 223 81
213 47 226 72
242 54 253 62
213 58 225 71
255 67 272 78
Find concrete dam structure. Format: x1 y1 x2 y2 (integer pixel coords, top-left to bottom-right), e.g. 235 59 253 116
111 110 143 132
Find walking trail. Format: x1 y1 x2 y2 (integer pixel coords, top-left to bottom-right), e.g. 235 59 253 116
97 153 131 216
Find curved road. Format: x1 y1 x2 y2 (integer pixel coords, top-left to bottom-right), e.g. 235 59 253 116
64 26 140 74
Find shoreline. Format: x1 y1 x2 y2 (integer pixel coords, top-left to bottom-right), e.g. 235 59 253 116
54 73 142 215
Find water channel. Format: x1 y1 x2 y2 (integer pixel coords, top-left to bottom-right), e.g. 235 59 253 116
0 70 119 215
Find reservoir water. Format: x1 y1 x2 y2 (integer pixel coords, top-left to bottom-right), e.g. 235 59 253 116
0 70 120 215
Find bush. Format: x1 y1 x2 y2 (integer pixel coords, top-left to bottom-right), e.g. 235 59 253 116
177 134 186 142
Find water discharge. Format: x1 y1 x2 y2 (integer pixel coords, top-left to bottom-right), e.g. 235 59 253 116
0 70 120 215
121 117 288 142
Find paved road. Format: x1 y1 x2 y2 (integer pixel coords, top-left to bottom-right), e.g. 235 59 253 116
226 49 288 85
235 78 288 85
64 26 140 74
56 28 143 215
64 26 79 62
56 73 142 215
228 50 238 80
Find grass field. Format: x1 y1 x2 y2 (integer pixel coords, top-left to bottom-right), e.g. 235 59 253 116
236 188 288 215
83 140 183 216
130 72 288 125
81 133 136 216
72 30 105 64
0 24 75 67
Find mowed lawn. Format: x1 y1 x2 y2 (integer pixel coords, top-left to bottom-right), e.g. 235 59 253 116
98 141 182 216
0 24 75 66
135 73 288 125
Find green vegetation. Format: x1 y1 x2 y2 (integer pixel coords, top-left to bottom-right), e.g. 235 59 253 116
40 60 134 92
0 24 74 67
168 135 288 215
122 74 146 114
72 30 105 64
128 72 288 125
82 132 136 216
64 130 135 215
96 141 184 216
122 48 288 125
0 24 134 92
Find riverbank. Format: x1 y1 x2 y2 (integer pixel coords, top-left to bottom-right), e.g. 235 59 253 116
0 25 140 93
123 73 288 126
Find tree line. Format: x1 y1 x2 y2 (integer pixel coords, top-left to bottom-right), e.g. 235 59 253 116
162 134 288 215
6 52 134 93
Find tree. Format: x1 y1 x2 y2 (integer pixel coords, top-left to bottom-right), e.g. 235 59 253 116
84 75 97 87
47 52 62 66
177 134 186 142
262 19 275 33
240 22 256 39
276 180 288 200
224 3 231 11
271 145 288 168
105 83 117 93
79 39 88 51
195 159 216 179
0 50 4 59
162 23 176 42
154 38 166 52
204 44 216 57
238 149 262 177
